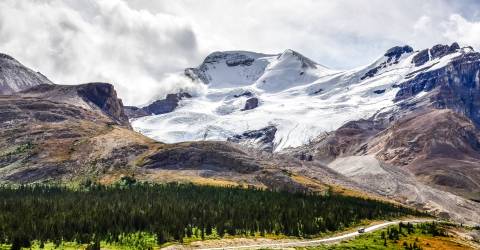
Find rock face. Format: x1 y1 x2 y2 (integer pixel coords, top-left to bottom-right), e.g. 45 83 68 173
184 51 271 85
76 83 130 126
233 91 253 98
308 46 480 200
124 106 150 119
144 93 191 115
384 45 414 61
411 43 461 67
397 50 480 126
412 49 430 67
228 125 277 152
124 93 191 119
361 45 413 80
0 53 53 94
20 83 130 127
242 97 259 111
368 109 480 199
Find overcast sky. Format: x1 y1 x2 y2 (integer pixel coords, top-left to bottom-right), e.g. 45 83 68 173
1 0 480 105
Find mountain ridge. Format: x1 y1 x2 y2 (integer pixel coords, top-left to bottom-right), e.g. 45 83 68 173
0 53 53 94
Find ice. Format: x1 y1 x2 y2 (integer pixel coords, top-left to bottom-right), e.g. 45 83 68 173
132 48 464 152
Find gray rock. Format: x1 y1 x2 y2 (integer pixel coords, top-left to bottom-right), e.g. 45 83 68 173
384 45 413 62
397 50 480 126
228 125 277 152
362 45 413 80
234 91 253 98
20 83 130 127
242 97 259 111
125 92 191 119
76 82 130 126
124 106 149 119
143 93 192 115
430 44 450 59
449 42 460 53
412 49 430 66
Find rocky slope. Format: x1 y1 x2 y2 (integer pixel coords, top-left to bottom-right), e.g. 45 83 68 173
279 44 480 223
0 55 355 194
0 53 53 94
20 83 130 127
1 89 332 192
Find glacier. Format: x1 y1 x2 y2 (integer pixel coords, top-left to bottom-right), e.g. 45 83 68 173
132 45 469 151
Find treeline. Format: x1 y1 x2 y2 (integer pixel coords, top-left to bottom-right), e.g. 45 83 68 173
0 181 424 249
381 222 447 250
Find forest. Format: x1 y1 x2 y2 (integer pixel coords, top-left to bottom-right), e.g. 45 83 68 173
0 180 424 249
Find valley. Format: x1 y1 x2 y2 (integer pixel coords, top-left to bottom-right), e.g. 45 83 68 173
1 42 480 248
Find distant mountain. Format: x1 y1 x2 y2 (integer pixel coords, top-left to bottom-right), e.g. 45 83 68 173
131 43 480 223
0 53 52 94
132 44 471 151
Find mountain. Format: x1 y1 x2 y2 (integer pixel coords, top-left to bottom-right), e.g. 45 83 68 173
2 47 480 224
131 44 466 151
0 54 355 194
1 85 329 191
0 53 53 94
130 43 480 223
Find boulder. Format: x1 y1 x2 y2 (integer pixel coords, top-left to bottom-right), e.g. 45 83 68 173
242 97 259 111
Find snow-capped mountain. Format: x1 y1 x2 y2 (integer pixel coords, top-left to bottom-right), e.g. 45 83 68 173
0 53 53 94
132 43 470 151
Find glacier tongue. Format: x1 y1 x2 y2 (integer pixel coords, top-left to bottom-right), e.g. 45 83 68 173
132 46 469 151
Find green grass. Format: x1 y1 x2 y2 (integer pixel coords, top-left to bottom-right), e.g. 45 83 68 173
0 232 159 250
299 222 466 250
302 229 405 249
3 223 463 250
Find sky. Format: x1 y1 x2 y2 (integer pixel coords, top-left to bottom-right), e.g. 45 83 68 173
1 0 480 105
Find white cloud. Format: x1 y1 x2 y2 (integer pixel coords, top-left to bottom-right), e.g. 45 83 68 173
0 0 478 105
443 14 480 49
0 0 201 105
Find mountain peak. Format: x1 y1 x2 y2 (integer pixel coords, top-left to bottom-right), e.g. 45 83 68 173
384 45 414 60
0 52 53 94
202 51 272 66
411 42 470 67
278 49 318 69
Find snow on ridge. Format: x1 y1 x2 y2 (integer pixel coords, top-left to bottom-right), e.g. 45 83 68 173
132 45 472 151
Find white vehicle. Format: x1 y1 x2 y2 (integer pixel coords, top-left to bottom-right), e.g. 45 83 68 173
358 228 365 233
